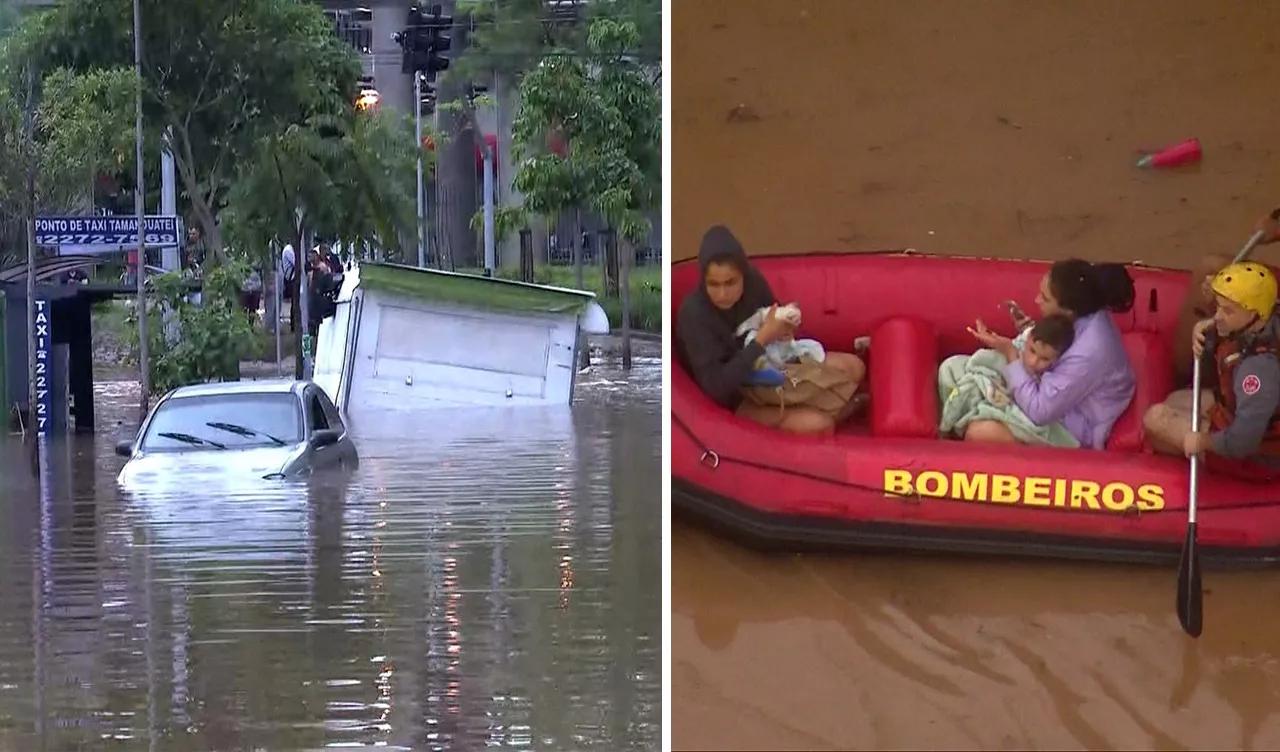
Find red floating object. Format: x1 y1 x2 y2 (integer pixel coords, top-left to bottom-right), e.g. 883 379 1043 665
1137 137 1202 169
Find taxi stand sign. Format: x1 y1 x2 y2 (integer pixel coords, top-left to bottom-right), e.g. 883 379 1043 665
33 298 51 439
34 215 181 255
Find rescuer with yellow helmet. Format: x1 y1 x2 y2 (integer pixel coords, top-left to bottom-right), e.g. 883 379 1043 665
1145 261 1280 479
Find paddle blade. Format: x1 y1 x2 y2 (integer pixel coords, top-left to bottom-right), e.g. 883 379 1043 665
1177 521 1203 638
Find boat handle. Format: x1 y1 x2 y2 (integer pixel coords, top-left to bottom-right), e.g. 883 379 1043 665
699 450 720 469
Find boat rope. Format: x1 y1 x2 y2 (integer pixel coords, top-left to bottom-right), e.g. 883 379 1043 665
673 411 1280 516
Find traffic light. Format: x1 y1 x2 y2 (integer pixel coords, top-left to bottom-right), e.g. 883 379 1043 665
393 4 452 80
420 80 437 112
392 6 424 75
422 4 452 82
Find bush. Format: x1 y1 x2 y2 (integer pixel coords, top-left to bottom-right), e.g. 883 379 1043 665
123 261 258 396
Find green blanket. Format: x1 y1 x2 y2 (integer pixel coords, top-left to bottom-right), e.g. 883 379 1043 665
937 350 1080 448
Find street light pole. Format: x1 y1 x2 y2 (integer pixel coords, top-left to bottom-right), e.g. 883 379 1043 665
23 61 36 448
414 73 426 268
132 0 151 417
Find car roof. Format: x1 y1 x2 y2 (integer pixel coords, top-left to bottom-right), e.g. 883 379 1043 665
167 379 308 399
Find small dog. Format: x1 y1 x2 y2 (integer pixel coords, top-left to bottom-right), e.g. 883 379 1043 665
734 303 826 368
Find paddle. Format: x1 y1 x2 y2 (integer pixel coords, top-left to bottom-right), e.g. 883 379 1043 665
1176 338 1209 637
1228 208 1280 264
1232 229 1267 265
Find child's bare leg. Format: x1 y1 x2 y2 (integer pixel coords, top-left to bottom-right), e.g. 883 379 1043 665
964 420 1018 443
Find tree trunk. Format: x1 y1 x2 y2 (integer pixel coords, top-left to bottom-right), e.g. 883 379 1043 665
434 1 479 270
171 124 227 265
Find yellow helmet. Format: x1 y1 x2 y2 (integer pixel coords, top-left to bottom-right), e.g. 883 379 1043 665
1211 262 1278 319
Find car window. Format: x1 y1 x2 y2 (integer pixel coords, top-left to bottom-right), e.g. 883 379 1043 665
141 393 302 451
308 391 329 432
316 388 344 433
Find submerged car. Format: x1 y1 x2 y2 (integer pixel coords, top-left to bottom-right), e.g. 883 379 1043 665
116 379 358 486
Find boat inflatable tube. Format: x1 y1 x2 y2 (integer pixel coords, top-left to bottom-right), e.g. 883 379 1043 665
672 251 1280 566
870 316 939 439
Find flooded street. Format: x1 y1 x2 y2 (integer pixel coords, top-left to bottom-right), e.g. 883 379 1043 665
673 0 1280 749
674 521 1280 750
0 350 660 750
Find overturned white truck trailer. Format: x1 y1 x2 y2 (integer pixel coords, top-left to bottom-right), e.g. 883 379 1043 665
312 262 610 418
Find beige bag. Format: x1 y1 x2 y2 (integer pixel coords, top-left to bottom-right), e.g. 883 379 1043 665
739 358 858 419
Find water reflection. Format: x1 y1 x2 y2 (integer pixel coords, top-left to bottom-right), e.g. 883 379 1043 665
0 354 660 750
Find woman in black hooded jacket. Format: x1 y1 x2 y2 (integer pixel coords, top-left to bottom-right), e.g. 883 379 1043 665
676 225 866 435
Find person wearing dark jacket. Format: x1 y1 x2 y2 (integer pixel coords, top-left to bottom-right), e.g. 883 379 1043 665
676 225 865 435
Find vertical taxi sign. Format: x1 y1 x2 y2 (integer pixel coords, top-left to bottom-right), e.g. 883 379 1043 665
32 297 51 439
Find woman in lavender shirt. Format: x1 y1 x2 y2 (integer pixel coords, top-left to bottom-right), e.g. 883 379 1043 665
967 259 1137 449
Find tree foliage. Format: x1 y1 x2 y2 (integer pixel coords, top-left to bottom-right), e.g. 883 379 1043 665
34 67 136 212
123 261 257 395
0 9 137 255
458 0 660 78
511 18 659 243
222 109 426 267
3 0 363 262
469 204 528 247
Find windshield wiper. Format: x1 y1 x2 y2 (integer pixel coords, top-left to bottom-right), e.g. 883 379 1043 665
205 421 287 446
156 431 226 450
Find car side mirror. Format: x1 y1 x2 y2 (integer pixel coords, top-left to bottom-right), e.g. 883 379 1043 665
115 439 134 457
310 429 340 450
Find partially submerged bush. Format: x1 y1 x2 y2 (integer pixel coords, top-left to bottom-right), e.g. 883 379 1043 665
123 261 257 395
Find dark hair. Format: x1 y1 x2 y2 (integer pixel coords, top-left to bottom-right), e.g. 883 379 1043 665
699 225 750 276
1029 314 1075 354
1048 259 1135 316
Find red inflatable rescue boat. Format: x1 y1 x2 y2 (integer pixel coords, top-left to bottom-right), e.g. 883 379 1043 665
672 251 1280 566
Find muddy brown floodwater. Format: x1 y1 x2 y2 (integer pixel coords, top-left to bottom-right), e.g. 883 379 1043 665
0 348 660 750
673 0 1280 749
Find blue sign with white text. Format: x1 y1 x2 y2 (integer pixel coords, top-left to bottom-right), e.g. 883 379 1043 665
33 298 51 438
35 215 181 254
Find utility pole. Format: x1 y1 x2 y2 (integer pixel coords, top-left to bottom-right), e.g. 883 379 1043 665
395 3 453 269
132 0 151 417
160 127 178 270
23 60 37 450
414 71 425 267
482 143 495 277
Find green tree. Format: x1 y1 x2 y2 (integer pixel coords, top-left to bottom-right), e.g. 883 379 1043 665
0 60 136 258
221 107 427 275
581 19 659 245
510 18 660 285
451 0 659 273
511 52 606 287
325 109 425 261
457 0 660 78
222 107 427 376
3 0 362 263
34 67 136 214
0 2 139 254
124 262 258 395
